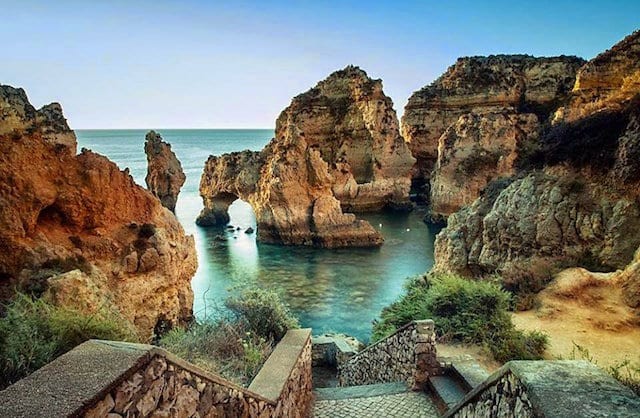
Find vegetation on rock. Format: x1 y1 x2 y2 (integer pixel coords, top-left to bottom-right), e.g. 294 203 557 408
159 288 299 386
0 293 140 388
372 274 547 363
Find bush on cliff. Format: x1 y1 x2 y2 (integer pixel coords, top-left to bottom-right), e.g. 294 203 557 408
372 274 548 363
159 287 299 386
0 293 139 388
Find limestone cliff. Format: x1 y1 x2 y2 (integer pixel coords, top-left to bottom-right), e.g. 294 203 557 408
145 130 186 213
555 30 640 123
430 111 539 216
0 84 197 339
433 31 640 277
434 171 640 276
401 55 584 207
198 66 414 247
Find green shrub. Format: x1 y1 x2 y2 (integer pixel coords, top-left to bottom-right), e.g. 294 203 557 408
372 273 548 362
0 294 139 388
224 288 299 342
160 287 299 386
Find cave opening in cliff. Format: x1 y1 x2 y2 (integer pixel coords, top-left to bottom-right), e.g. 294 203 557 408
36 203 71 228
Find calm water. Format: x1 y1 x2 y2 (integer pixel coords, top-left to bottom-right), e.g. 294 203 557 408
76 129 439 341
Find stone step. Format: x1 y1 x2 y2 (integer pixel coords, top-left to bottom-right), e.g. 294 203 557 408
314 382 409 401
312 386 439 418
428 373 469 413
450 360 490 390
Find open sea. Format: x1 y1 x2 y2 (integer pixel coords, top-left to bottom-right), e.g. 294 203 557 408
76 129 439 342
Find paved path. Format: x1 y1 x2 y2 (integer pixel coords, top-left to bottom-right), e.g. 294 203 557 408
312 390 439 418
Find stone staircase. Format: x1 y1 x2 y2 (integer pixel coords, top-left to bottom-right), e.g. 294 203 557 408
309 320 486 417
312 382 438 418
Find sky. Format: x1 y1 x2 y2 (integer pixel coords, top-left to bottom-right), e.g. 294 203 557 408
2 0 639 129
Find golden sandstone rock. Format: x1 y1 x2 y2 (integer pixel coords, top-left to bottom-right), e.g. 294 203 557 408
0 84 197 339
198 66 415 247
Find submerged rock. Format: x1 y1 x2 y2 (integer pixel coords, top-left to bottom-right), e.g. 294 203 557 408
198 66 415 248
0 84 197 339
144 130 186 213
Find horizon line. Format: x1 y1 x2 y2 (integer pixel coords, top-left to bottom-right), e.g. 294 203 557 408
74 127 275 131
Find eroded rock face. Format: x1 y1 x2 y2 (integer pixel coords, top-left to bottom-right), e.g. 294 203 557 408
0 85 77 151
432 32 640 276
556 30 640 123
401 55 584 202
0 85 197 339
430 111 539 216
198 66 413 247
144 131 186 213
434 172 640 275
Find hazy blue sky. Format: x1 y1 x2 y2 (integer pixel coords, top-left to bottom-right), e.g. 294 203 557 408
2 0 638 128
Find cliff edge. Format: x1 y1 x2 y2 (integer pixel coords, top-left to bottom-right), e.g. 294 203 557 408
0 85 197 339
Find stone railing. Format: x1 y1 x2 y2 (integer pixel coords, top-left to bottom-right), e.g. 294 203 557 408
0 329 312 418
444 360 640 418
338 319 440 389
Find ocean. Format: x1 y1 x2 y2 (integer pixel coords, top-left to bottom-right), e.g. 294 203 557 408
76 129 439 342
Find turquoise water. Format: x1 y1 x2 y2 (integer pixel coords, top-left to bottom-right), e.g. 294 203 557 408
76 129 439 341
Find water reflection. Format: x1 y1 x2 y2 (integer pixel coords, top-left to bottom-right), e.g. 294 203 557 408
193 203 441 342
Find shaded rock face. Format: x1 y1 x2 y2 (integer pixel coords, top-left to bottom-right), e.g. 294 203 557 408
617 247 640 309
431 32 640 277
0 85 197 339
430 111 539 216
401 55 584 206
434 172 640 276
198 66 413 247
144 131 186 213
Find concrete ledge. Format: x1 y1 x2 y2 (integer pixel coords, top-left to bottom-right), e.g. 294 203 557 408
0 340 154 418
248 328 311 401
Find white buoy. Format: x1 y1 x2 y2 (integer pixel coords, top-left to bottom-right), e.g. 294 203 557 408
406 228 410 232
379 223 383 228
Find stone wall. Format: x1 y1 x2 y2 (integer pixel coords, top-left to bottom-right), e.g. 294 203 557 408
0 330 312 418
338 320 439 389
448 371 534 418
83 330 312 418
444 360 640 418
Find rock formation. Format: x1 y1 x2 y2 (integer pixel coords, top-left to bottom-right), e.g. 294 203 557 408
144 130 186 213
434 171 640 275
433 31 640 277
198 66 415 247
0 84 197 339
401 55 585 209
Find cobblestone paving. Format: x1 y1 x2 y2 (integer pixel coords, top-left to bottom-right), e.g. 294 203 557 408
312 391 439 417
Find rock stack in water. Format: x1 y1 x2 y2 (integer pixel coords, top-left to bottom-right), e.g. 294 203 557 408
0 84 197 339
197 66 415 248
144 130 186 213
430 31 640 294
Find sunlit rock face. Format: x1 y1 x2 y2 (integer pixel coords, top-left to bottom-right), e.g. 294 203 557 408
0 84 197 339
555 30 640 123
198 66 414 247
144 130 186 213
433 31 640 277
401 55 585 208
